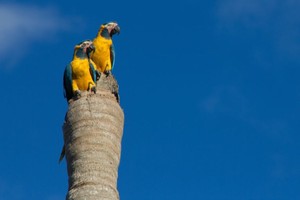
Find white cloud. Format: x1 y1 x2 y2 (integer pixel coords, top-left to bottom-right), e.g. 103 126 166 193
0 3 71 67
215 0 300 63
199 85 288 137
216 0 277 27
200 85 247 115
215 0 300 27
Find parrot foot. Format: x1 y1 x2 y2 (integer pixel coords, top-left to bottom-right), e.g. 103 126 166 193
104 70 111 77
91 86 97 94
74 90 81 99
88 82 96 94
96 70 101 80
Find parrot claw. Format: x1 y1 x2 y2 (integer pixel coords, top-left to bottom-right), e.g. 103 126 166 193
88 83 96 94
104 70 111 77
74 90 81 99
96 70 101 80
91 86 97 94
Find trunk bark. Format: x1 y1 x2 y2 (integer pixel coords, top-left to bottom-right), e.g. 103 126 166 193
62 74 124 200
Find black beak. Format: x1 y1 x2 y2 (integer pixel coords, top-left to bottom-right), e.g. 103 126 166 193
87 44 95 58
112 25 120 35
87 44 95 54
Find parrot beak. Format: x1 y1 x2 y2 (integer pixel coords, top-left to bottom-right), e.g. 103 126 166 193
87 44 95 54
86 43 95 58
112 25 120 35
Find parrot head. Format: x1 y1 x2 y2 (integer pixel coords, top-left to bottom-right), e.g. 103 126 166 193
74 40 95 59
99 22 120 38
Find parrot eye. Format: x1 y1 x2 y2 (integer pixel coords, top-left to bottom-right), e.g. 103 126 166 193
82 42 88 47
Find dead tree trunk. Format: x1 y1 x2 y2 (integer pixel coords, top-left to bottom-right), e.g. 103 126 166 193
62 74 124 200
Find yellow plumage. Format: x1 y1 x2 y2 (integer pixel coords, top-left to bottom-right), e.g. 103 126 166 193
64 40 98 102
92 33 113 72
71 58 96 93
91 22 120 74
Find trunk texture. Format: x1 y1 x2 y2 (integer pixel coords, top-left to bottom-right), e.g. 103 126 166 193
63 74 124 200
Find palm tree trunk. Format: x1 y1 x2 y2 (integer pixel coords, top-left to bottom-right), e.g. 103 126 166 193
62 74 124 200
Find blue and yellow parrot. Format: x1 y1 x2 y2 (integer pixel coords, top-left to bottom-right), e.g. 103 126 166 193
60 40 98 162
91 22 120 75
63 40 98 102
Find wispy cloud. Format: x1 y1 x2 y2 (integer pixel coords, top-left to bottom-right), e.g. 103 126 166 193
200 85 248 116
199 85 288 137
216 0 277 27
215 0 300 63
215 0 300 27
0 3 72 67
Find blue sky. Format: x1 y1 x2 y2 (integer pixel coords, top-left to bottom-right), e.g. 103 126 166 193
0 0 299 199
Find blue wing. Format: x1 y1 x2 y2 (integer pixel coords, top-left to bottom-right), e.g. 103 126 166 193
63 64 73 101
110 43 115 70
89 61 98 83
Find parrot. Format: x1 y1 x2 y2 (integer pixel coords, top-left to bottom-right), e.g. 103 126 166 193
60 40 98 163
63 40 99 102
91 22 120 76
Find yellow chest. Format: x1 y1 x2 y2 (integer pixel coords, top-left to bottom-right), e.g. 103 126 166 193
92 37 112 72
71 59 93 91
